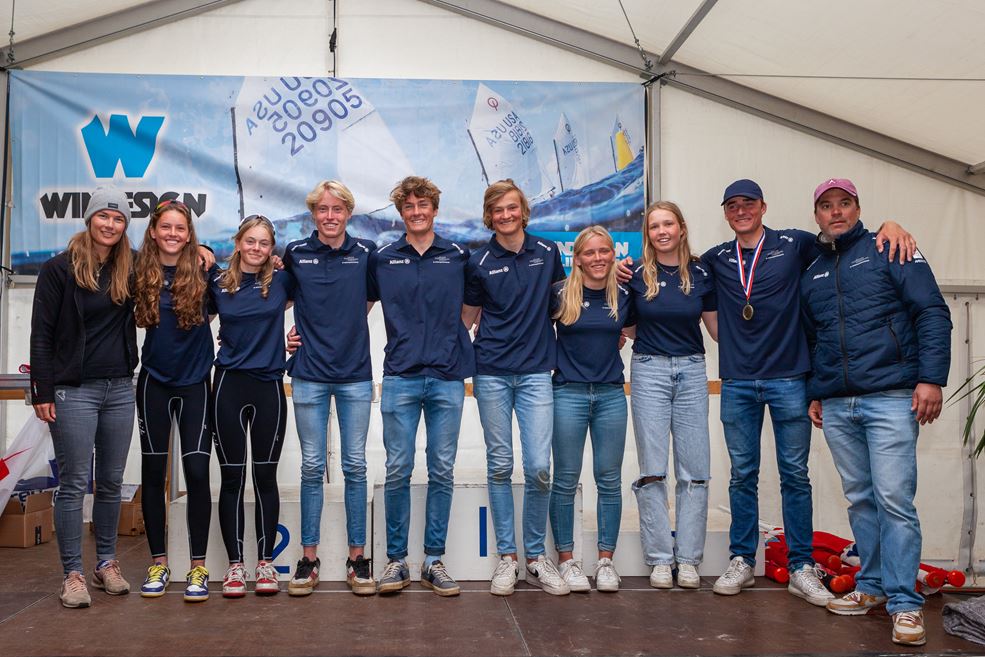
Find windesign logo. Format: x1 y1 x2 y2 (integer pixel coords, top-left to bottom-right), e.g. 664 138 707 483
80 114 165 178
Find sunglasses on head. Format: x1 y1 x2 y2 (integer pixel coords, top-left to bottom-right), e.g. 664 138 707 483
155 198 190 212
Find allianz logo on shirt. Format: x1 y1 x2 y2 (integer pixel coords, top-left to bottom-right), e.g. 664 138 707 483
489 266 509 275
812 271 830 280
342 256 360 264
433 256 451 264
529 257 544 267
298 258 319 265
389 258 412 265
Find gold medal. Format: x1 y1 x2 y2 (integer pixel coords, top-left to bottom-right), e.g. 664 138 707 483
742 303 754 321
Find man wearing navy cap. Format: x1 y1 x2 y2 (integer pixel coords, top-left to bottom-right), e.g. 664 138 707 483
368 176 474 597
802 178 950 646
702 178 914 606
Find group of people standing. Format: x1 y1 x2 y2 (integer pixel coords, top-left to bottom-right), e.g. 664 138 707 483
29 173 950 647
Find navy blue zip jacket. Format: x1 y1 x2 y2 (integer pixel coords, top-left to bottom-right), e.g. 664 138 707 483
801 220 951 400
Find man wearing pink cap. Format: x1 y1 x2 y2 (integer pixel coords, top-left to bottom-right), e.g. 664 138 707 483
802 178 951 646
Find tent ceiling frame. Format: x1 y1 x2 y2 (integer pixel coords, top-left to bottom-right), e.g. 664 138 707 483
657 0 718 67
420 0 985 197
0 0 246 69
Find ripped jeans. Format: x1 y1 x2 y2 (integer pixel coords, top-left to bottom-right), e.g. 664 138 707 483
630 353 710 566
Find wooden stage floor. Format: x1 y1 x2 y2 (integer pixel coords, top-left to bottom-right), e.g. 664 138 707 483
0 533 982 657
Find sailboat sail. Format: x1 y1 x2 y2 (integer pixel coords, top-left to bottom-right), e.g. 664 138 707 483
467 83 550 199
610 115 634 172
552 113 587 192
232 76 412 226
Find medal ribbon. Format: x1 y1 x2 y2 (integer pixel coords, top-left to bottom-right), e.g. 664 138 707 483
736 231 766 304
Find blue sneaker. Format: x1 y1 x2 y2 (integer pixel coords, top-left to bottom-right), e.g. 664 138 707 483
184 566 209 603
377 559 410 594
140 564 170 598
421 560 460 597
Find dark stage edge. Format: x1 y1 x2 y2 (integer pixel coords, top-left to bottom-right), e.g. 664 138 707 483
1 534 983 657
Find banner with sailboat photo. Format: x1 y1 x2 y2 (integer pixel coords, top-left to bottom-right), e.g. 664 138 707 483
8 71 645 273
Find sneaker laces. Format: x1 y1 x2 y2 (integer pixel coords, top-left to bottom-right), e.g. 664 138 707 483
256 562 277 582
428 561 454 585
225 564 246 583
187 566 208 588
720 557 748 583
294 558 316 580
382 560 404 580
596 559 620 582
65 572 87 593
146 563 169 583
796 565 828 594
895 611 923 626
534 558 565 586
351 556 372 580
562 560 587 579
99 560 124 582
493 557 518 579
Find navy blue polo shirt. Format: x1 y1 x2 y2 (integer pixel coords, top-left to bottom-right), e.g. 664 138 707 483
701 226 814 380
628 261 717 357
140 264 216 387
465 232 566 375
284 231 375 383
209 268 294 381
550 282 634 385
367 234 474 381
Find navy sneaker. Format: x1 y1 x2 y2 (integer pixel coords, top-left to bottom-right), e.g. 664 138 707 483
421 560 460 597
140 563 170 598
183 566 209 603
377 559 410 594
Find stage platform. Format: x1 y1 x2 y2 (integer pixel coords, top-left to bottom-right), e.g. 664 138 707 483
0 533 980 657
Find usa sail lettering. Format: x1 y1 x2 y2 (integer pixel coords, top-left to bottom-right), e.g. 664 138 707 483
244 76 363 157
485 110 533 155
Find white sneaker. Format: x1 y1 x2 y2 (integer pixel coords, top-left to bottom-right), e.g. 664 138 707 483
558 559 591 592
594 558 620 592
649 564 673 589
676 563 701 589
788 564 835 606
525 555 571 596
892 610 927 646
712 557 754 595
490 556 519 596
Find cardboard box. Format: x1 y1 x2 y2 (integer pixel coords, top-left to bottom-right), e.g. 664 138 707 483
0 490 54 548
87 484 145 536
117 484 144 536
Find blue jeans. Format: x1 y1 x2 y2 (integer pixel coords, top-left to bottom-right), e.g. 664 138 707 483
474 372 554 557
380 376 464 560
822 389 922 614
48 378 135 575
631 354 710 566
550 383 626 553
720 376 813 569
291 378 373 548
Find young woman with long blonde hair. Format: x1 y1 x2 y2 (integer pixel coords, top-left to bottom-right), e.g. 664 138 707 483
133 199 215 602
549 225 634 592
30 187 138 608
625 201 718 590
207 215 294 598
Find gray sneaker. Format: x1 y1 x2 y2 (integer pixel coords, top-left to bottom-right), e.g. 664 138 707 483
60 571 91 608
788 564 835 606
421 560 460 597
377 559 410 594
525 555 570 596
712 557 754 595
91 559 130 595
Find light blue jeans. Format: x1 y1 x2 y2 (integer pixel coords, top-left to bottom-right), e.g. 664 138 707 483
474 372 554 557
822 389 922 614
291 378 373 548
720 376 813 569
550 383 626 553
381 375 464 560
48 378 135 575
631 354 710 566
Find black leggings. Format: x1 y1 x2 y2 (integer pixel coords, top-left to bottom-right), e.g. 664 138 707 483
136 369 212 560
211 369 286 563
